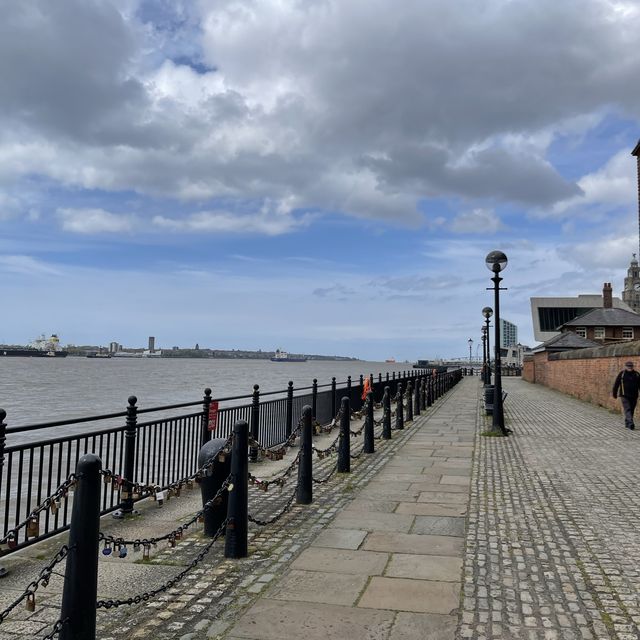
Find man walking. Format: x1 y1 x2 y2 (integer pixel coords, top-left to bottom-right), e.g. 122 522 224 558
612 361 640 429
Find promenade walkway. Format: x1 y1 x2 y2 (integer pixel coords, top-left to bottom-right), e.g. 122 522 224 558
4 375 640 639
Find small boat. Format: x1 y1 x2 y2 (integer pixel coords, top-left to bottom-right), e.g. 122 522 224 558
270 349 307 363
0 334 68 357
86 351 112 358
385 358 396 363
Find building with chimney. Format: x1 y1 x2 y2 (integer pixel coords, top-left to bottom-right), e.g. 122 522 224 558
556 283 640 343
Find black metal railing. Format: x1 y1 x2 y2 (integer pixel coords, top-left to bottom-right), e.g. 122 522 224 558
0 369 432 554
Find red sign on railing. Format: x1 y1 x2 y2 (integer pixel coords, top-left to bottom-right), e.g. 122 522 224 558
208 401 219 432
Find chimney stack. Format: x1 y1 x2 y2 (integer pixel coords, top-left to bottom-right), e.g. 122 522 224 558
603 283 613 309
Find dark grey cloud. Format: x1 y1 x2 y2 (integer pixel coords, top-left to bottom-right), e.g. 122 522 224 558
0 0 638 226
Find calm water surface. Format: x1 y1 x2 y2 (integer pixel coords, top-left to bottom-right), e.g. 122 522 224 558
0 357 415 428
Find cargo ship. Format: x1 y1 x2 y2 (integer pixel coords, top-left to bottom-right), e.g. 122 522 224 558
270 349 307 362
0 334 68 357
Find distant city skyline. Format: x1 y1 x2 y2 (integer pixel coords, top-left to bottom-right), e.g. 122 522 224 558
1 2 640 361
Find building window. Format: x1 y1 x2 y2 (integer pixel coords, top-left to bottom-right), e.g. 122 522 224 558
594 327 605 339
623 327 634 340
575 327 587 338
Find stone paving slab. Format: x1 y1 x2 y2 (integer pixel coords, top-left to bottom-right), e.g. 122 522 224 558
291 548 389 575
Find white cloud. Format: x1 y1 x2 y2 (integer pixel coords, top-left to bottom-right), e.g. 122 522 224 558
450 208 505 234
0 255 62 276
553 148 637 214
57 208 134 233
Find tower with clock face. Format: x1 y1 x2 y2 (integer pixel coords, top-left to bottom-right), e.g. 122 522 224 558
622 253 640 313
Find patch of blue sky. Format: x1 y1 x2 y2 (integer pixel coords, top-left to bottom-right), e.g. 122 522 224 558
547 111 638 180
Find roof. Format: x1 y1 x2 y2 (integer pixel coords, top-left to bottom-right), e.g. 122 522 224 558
532 332 600 353
561 307 640 328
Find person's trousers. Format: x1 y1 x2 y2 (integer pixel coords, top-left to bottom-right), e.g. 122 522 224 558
620 396 638 428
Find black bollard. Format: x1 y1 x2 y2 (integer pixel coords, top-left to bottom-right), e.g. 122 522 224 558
337 397 350 473
406 381 413 423
113 396 137 519
414 378 421 416
396 383 404 430
249 385 260 463
312 379 318 421
297 406 313 504
331 377 336 419
201 388 212 446
60 454 101 640
382 387 391 439
0 409 7 579
285 381 294 439
225 420 249 559
197 438 231 537
364 391 374 454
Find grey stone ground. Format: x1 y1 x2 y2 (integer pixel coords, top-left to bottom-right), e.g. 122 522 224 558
5 376 640 639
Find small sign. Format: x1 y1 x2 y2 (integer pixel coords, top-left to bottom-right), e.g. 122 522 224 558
208 401 219 432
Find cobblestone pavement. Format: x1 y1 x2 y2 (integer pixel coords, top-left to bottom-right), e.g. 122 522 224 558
462 377 640 640
0 386 459 640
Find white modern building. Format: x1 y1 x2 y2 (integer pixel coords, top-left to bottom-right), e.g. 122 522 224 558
500 318 518 349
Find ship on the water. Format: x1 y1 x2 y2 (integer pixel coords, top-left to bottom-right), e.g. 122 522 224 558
0 334 68 357
270 349 307 363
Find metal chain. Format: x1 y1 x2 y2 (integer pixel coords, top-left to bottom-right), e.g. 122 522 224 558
40 618 69 640
248 450 302 491
248 486 298 526
312 461 339 484
312 433 340 457
0 474 79 546
99 434 234 498
99 476 231 548
96 518 228 609
0 544 71 623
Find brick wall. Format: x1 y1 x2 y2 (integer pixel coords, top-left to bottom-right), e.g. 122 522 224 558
522 341 640 411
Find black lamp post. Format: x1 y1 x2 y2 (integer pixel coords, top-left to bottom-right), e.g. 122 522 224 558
482 307 493 386
485 251 508 435
468 338 473 371
481 326 487 384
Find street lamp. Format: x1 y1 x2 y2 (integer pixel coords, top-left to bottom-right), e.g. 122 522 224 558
485 251 508 435
468 338 473 369
482 307 493 386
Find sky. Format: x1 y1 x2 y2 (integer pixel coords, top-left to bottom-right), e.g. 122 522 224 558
1 0 640 361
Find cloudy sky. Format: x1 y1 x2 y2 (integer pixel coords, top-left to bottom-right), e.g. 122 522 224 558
1 0 640 361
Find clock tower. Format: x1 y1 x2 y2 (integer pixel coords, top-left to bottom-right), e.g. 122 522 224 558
622 254 640 313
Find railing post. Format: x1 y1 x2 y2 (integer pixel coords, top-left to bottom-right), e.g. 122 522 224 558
337 397 350 473
396 383 404 430
225 420 249 559
406 381 413 423
347 376 352 409
331 377 337 418
312 378 318 420
386 372 389 383
297 406 313 505
198 439 231 537
0 409 6 579
113 396 137 518
359 375 364 410
364 391 374 453
421 377 427 410
427 375 433 407
59 453 101 640
249 385 260 463
414 377 421 416
285 381 294 439
382 387 391 439
201 387 212 446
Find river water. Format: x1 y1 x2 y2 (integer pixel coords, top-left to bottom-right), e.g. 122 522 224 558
0 357 415 429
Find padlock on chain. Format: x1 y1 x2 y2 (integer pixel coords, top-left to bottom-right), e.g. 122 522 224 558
26 516 40 538
118 544 128 559
155 490 165 506
102 541 112 556
142 544 150 561
25 592 36 612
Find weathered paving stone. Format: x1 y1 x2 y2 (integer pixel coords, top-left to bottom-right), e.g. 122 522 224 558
330 511 414 533
395 501 467 517
291 547 389 575
388 612 457 639
386 553 462 581
412 515 466 537
358 576 459 614
268 569 369 605
363 531 464 556
228 599 395 640
311 527 367 550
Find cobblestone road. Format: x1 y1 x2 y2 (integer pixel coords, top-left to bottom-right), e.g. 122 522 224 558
463 377 640 640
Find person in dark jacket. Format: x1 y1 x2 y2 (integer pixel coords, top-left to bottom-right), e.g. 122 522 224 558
612 361 640 429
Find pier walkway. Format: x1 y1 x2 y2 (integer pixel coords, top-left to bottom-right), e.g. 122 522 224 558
3 376 640 639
